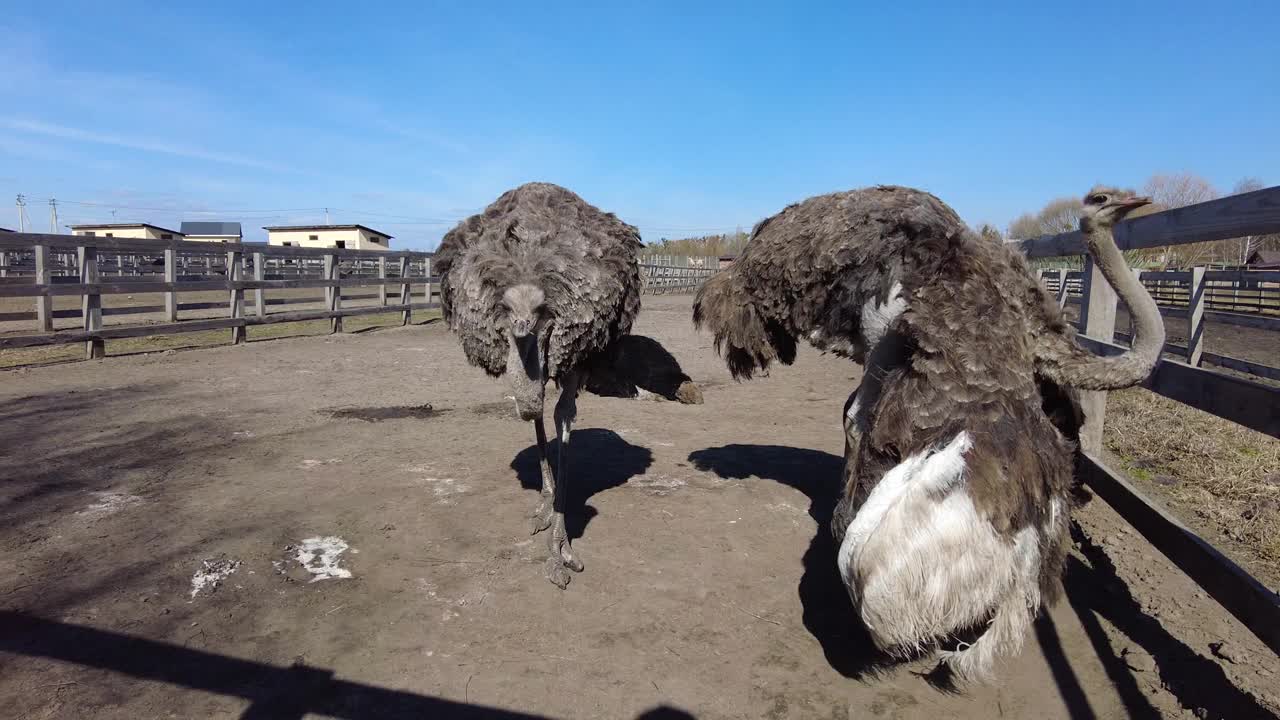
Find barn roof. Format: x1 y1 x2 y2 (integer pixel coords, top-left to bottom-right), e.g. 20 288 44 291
69 222 184 235
262 224 392 238
180 221 242 237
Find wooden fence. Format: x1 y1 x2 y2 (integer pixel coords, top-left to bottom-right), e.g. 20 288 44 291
1014 184 1280 654
0 238 720 361
1038 268 1280 381
638 255 717 294
0 233 436 359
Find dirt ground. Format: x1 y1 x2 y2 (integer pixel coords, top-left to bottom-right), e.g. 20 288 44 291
1 294 1277 720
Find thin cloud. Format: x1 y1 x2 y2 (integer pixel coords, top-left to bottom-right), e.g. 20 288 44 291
0 118 289 173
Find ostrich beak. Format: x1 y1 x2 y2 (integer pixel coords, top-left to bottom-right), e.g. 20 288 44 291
508 331 546 421
1118 196 1152 209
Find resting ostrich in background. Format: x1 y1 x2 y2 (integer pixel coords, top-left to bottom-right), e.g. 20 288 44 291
693 185 1163 679
435 183 642 588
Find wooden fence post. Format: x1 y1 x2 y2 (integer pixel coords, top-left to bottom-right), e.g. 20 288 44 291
164 248 178 321
1055 269 1069 308
1187 266 1206 367
422 256 431 306
228 249 245 344
378 256 388 306
0 250 9 278
399 256 411 326
79 245 104 359
325 252 342 333
34 244 53 332
1077 255 1120 454
253 251 266 317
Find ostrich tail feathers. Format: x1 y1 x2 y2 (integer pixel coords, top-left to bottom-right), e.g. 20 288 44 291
693 271 795 380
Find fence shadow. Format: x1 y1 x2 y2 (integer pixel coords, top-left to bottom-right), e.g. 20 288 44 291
1064 523 1272 719
0 611 694 720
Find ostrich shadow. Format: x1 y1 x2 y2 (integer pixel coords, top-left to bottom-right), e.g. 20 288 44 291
511 429 653 539
687 444 888 678
583 335 703 403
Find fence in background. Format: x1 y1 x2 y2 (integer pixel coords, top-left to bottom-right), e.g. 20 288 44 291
1038 268 1280 381
1014 184 1280 654
0 233 435 359
638 255 717 294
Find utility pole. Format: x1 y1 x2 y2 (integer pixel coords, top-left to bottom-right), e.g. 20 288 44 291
15 194 26 232
49 198 58 232
324 207 330 225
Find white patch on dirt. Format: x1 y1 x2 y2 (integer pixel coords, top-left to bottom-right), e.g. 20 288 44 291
233 431 255 438
400 465 470 503
630 474 686 494
76 492 143 517
423 477 470 500
190 557 242 599
298 458 341 469
294 536 354 582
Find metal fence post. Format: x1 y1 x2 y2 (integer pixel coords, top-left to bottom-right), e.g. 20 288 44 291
34 244 53 331
1187 266 1206 367
228 248 245 344
79 245 104 359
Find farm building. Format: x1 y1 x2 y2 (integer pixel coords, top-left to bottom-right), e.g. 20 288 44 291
718 254 736 269
69 223 183 240
180 221 242 243
264 224 391 250
1246 249 1280 269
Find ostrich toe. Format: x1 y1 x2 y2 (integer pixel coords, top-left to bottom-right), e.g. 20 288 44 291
530 494 554 534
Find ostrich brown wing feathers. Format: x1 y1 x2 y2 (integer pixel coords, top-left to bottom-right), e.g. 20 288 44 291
436 182 643 378
693 185 967 378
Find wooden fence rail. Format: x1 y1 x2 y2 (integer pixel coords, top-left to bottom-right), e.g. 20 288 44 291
1037 268 1280 381
0 233 435 358
1012 184 1280 654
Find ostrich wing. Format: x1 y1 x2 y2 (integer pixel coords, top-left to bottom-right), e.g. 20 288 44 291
693 185 966 378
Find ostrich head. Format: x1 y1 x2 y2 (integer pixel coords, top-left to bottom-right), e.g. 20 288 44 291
503 283 551 420
1079 186 1152 231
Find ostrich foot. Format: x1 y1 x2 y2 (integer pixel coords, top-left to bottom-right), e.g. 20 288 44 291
543 516 584 589
530 494 554 535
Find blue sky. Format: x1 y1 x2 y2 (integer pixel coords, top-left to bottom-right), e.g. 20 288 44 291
2 1 1276 249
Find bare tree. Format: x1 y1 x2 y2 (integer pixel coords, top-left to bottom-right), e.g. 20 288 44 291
976 223 1003 243
1225 177 1277 266
1142 172 1220 266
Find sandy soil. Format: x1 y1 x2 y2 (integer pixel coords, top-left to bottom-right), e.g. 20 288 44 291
1 295 1276 719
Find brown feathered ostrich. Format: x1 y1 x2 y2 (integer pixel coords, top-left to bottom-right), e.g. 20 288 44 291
693 185 1163 679
435 183 642 588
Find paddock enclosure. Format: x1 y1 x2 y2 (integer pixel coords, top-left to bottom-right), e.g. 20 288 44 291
1 187 1279 719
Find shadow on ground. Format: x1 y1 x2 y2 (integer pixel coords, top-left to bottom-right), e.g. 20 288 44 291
686 443 890 678
0 612 695 720
0 382 241 531
511 428 653 539
584 335 702 403
1062 522 1273 720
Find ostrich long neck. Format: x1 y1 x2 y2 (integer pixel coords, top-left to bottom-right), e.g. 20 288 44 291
1039 220 1167 390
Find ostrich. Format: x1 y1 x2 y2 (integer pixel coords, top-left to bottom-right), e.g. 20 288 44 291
693 185 1163 679
435 182 642 588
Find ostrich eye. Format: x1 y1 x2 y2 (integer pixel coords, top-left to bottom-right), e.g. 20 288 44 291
1091 194 1108 204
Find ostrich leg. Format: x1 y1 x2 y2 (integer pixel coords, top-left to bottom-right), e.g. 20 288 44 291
530 418 556 534
546 370 584 588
